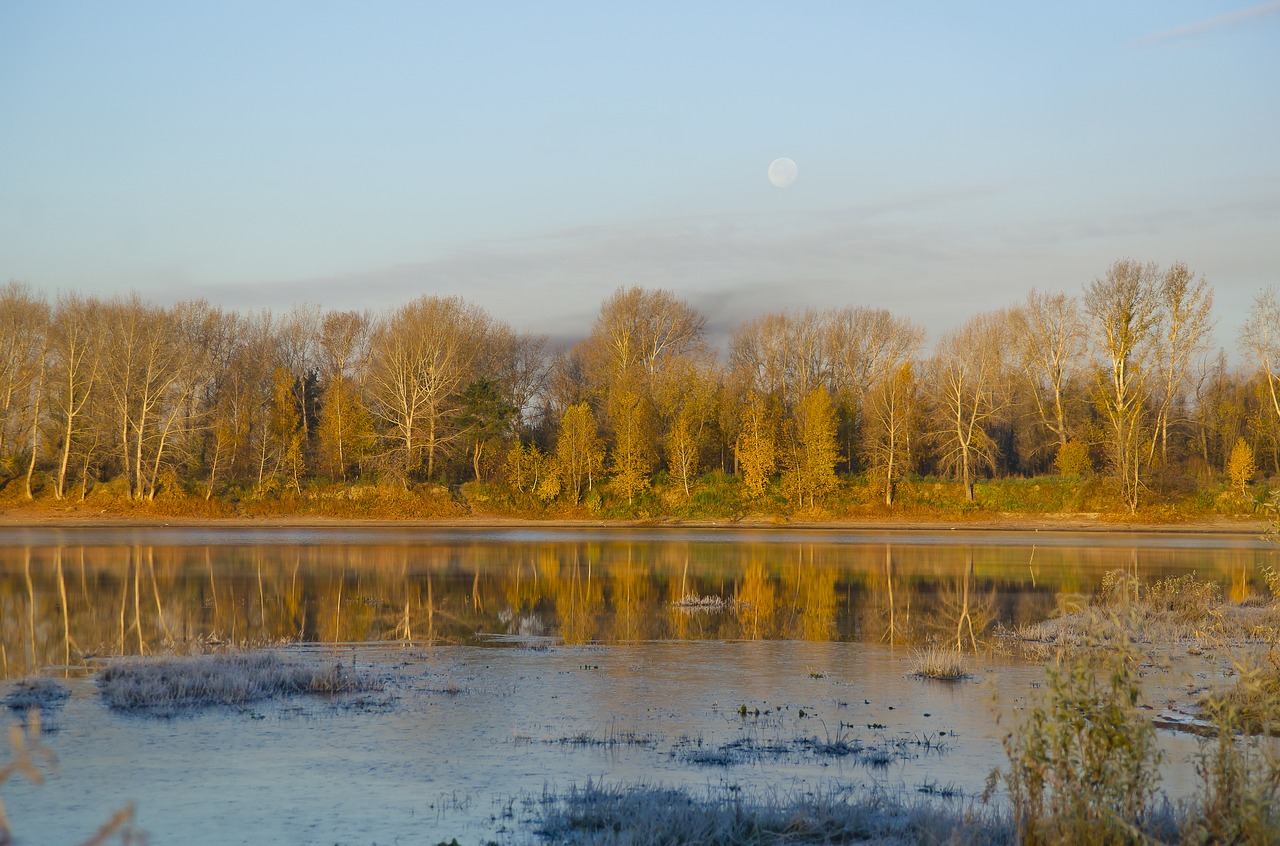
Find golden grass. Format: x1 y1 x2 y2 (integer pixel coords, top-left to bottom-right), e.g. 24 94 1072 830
910 645 970 681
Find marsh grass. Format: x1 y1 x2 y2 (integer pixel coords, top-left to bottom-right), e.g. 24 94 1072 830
97 652 382 715
1002 570 1279 654
534 780 1003 846
911 645 971 681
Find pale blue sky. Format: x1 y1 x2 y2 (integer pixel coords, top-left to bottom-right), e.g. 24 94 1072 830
1 1 1277 346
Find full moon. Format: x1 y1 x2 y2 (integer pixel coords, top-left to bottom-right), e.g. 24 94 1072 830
768 157 798 188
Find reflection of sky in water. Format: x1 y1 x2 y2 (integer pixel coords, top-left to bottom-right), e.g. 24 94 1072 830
2 642 1213 845
1 529 1273 678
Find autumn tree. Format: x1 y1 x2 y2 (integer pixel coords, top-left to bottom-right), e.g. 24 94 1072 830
655 357 720 497
583 286 706 384
315 309 374 481
264 366 305 493
729 311 831 412
735 392 778 498
555 402 604 504
504 440 556 497
782 388 840 507
1227 438 1255 498
1084 259 1162 512
100 296 198 500
825 306 923 469
203 309 276 494
607 379 657 504
46 294 98 499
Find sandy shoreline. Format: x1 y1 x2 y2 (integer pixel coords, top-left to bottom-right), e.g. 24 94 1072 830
0 507 1264 535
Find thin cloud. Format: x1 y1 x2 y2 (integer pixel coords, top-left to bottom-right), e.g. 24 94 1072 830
1135 1 1280 46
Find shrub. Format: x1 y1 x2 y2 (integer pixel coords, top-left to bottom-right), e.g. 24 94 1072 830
989 649 1161 844
1055 441 1093 478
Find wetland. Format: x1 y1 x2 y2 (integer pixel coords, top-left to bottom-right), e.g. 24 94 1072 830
1 526 1276 844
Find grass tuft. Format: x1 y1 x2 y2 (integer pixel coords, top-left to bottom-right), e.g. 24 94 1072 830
4 678 70 715
97 652 382 715
910 645 970 681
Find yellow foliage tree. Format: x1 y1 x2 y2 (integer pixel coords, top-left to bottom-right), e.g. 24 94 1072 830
782 388 840 507
607 383 657 504
735 392 776 498
1228 438 1255 498
555 402 604 504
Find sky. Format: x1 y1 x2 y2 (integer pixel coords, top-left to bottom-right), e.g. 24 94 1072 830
1 1 1278 349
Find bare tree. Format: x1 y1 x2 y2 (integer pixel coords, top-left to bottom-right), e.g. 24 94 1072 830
584 286 706 385
0 284 49 477
864 360 920 505
1149 263 1214 467
1240 286 1280 424
1012 290 1085 456
729 312 793 402
926 311 1012 502
365 296 488 483
47 294 100 499
1084 259 1162 512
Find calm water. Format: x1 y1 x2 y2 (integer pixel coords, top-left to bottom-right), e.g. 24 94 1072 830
1 526 1271 678
1 527 1269 844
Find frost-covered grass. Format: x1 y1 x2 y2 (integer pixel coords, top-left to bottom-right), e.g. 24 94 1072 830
97 652 382 715
3 678 70 715
533 781 1006 846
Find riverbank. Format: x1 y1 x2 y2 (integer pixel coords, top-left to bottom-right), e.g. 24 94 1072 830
0 504 1265 535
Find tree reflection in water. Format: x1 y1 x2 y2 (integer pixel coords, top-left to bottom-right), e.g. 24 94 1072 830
0 532 1264 678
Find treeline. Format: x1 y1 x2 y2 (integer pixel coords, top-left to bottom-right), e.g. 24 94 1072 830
1 259 1278 514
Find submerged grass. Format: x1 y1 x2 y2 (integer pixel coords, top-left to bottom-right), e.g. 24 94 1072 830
97 652 382 715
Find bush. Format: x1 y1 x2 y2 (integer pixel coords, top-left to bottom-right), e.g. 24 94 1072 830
1055 441 1093 478
989 649 1161 844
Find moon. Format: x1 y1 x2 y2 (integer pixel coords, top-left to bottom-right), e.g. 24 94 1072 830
768 157 798 188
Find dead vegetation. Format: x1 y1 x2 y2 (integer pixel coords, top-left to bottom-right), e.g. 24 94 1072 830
97 652 382 715
1002 570 1280 655
910 645 971 681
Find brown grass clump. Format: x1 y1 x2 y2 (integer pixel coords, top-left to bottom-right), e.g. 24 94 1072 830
97 652 382 715
910 645 970 681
